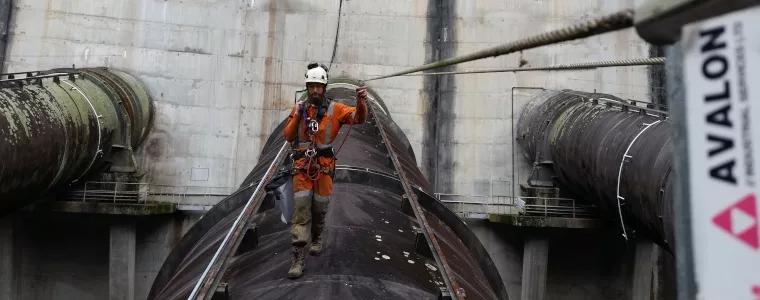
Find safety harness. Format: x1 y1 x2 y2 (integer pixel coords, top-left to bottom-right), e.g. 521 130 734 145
292 97 336 181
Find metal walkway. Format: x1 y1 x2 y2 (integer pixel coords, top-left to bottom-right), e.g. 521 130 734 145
439 194 600 229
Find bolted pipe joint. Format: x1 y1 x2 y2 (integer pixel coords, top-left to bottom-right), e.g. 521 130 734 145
0 67 153 214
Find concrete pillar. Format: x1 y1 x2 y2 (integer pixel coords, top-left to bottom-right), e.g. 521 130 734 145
0 217 13 300
521 236 549 300
110 222 136 300
632 240 658 300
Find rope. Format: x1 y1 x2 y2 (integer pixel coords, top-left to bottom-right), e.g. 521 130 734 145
305 156 320 181
398 57 665 76
327 0 363 158
334 124 352 156
364 9 634 82
328 0 344 70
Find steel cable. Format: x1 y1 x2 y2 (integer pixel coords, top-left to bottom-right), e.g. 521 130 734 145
398 57 665 76
364 9 635 82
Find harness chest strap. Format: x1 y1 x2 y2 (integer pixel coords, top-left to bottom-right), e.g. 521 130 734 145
296 99 336 146
291 100 338 178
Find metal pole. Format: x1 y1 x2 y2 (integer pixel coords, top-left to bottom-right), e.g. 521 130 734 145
666 41 697 300
573 200 576 218
544 198 547 217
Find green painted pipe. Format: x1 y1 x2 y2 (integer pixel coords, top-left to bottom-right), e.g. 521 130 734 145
0 67 153 213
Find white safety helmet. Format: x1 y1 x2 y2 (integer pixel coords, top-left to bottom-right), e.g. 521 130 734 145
305 63 328 85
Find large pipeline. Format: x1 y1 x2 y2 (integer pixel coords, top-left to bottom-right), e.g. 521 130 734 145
516 90 674 247
0 67 152 213
149 80 507 300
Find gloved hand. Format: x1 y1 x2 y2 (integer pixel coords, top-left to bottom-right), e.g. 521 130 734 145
356 86 368 102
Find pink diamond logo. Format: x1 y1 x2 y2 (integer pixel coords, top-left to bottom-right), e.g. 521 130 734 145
712 194 759 250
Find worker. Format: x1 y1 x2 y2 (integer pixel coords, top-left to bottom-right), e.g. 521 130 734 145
283 62 367 279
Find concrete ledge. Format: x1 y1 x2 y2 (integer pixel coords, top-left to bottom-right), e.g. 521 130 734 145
38 201 176 215
487 214 601 228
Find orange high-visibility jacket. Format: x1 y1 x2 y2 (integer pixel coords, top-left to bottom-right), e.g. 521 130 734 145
284 99 365 150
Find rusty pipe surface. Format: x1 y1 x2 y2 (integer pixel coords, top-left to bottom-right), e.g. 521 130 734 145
516 90 674 247
0 67 152 213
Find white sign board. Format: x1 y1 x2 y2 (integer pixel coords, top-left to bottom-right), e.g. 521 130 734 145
683 6 760 300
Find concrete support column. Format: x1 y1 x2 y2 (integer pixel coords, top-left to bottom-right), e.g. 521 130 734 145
632 240 658 300
110 222 136 300
521 236 549 300
0 217 14 300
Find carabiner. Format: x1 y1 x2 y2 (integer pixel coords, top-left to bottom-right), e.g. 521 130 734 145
307 119 319 135
305 147 317 158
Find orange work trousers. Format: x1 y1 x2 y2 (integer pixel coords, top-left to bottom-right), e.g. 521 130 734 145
290 156 334 246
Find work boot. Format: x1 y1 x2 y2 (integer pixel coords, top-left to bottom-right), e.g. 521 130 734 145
308 237 323 256
287 247 306 279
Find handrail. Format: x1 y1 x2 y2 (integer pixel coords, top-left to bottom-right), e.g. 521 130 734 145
63 181 234 206
438 195 596 219
0 72 79 83
371 100 463 298
187 141 289 300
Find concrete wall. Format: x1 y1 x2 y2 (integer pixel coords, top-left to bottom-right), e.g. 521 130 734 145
0 0 11 67
5 0 653 201
0 213 200 300
468 220 674 300
435 0 651 197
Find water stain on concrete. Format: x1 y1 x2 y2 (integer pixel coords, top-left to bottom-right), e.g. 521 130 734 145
422 0 456 192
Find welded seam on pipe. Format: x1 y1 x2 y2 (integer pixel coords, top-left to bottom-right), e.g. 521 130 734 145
365 9 634 82
188 141 289 300
62 80 104 183
398 57 665 76
615 120 662 240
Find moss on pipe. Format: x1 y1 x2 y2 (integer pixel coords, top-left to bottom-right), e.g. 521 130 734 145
0 68 153 214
